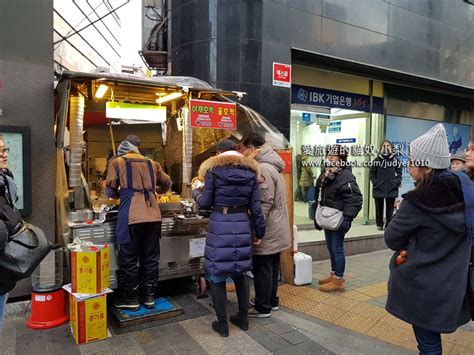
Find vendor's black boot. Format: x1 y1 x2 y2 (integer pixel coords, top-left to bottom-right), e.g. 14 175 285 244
141 284 156 309
114 287 140 311
229 313 248 331
212 318 229 337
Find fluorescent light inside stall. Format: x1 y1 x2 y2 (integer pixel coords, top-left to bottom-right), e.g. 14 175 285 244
106 102 167 123
95 84 109 98
156 92 183 105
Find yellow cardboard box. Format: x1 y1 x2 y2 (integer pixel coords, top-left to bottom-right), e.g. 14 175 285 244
69 293 107 345
71 244 110 294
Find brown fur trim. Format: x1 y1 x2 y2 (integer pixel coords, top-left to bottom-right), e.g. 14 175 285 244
198 154 261 179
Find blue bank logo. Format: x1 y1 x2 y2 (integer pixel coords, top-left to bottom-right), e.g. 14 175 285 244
297 88 308 102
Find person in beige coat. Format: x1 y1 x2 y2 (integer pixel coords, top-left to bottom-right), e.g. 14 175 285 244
242 133 291 318
106 135 171 310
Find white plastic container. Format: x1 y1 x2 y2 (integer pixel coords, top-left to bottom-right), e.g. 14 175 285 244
294 252 313 286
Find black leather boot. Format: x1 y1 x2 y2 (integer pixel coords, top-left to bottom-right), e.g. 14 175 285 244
212 318 229 337
141 284 156 309
230 313 249 331
113 287 140 311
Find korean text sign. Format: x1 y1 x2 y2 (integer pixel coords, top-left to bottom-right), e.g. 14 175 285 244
291 84 383 114
190 99 237 130
273 62 291 88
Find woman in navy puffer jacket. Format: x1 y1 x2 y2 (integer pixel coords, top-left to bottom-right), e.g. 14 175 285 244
193 139 265 337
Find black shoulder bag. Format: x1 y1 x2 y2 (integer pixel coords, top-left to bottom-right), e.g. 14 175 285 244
0 222 52 280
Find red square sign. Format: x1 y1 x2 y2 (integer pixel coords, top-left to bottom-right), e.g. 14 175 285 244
273 62 291 88
190 99 237 130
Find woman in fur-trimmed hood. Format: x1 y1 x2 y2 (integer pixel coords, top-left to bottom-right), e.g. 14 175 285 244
192 139 265 337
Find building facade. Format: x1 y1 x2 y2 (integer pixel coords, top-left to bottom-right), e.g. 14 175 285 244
170 0 474 228
0 0 55 296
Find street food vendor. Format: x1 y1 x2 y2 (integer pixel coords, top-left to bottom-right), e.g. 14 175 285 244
105 135 171 311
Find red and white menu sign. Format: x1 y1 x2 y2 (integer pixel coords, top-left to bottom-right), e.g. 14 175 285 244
272 62 291 88
190 99 237 130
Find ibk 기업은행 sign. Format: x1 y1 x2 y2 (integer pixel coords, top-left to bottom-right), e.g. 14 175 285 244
190 99 237 130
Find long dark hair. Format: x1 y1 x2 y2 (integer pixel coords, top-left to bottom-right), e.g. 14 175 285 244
414 167 435 190
380 140 393 154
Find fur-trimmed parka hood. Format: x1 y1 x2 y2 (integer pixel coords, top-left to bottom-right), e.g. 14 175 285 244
198 153 261 180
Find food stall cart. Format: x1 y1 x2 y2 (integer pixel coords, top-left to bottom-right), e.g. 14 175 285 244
54 71 293 289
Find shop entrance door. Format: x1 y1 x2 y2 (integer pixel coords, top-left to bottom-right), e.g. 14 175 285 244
290 106 372 228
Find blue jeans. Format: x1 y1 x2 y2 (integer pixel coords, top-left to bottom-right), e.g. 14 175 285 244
412 326 442 355
0 293 7 335
324 229 346 277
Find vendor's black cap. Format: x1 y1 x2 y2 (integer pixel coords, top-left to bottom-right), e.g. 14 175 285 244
216 139 236 152
125 134 140 147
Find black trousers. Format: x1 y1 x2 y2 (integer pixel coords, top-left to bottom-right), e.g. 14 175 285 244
118 222 161 290
300 186 309 203
253 253 280 314
210 274 249 322
374 198 395 228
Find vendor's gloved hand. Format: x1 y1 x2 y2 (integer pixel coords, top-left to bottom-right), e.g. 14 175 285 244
338 216 352 235
191 177 204 190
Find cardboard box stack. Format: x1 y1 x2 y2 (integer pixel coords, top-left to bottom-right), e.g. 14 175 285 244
65 244 111 345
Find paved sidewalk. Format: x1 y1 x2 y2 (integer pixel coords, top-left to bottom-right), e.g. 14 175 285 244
280 250 474 354
1 250 470 354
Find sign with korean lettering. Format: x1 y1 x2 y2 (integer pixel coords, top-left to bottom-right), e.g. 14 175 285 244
336 138 356 144
291 84 383 114
302 112 311 122
276 150 292 173
315 114 330 126
190 99 237 130
273 62 291 88
329 121 341 133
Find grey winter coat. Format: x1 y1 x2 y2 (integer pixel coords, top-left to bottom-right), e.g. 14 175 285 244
385 171 471 333
250 146 291 256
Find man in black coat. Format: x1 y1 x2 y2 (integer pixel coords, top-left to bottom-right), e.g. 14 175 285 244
369 140 402 230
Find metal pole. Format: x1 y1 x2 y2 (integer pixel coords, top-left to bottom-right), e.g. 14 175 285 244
108 119 116 156
362 80 374 225
182 93 192 198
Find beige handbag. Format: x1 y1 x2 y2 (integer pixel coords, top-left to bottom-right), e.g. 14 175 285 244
315 187 344 231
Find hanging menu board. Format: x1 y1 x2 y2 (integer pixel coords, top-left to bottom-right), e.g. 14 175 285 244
190 99 237 130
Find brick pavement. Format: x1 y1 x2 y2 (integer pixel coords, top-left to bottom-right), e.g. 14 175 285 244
280 250 474 354
1 250 470 354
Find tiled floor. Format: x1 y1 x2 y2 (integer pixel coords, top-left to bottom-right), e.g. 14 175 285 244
278 250 474 354
1 250 471 354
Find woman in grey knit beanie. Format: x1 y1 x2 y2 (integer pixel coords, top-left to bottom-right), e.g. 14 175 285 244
384 123 471 354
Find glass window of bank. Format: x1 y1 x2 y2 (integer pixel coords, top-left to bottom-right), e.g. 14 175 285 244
290 66 384 240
